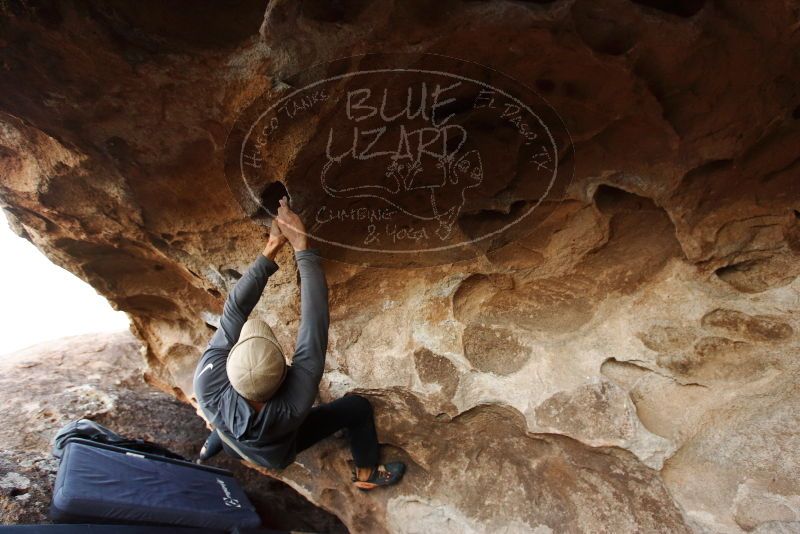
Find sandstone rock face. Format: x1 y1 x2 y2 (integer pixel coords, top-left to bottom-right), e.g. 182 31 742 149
1 1 800 532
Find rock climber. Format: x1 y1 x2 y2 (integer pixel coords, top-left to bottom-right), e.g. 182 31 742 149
192 196 405 490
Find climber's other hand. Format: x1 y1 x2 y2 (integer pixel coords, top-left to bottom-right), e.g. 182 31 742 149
268 218 287 247
275 196 308 251
263 219 287 260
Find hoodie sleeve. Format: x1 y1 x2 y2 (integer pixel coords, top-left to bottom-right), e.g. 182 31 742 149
194 253 279 407
260 248 329 435
209 254 280 351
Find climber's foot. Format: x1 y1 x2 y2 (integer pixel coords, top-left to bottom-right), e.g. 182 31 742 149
196 429 223 463
352 462 406 491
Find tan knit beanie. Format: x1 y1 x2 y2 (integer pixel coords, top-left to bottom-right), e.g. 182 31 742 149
227 318 287 402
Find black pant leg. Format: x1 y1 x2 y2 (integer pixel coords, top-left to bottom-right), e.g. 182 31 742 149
294 395 380 468
199 429 223 461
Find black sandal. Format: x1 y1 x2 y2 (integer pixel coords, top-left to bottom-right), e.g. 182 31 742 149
352 462 406 491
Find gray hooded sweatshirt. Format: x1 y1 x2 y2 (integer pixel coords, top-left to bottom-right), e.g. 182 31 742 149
193 249 329 469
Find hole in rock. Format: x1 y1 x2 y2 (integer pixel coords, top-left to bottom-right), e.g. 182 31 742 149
206 288 221 298
9 2 64 28
535 79 556 94
300 0 370 23
572 2 639 56
88 0 268 51
714 256 797 293
594 184 650 213
684 159 733 181
104 136 131 162
260 181 289 217
793 105 800 120
714 260 756 284
148 235 170 252
630 0 706 17
794 209 800 219
457 199 530 242
223 268 242 280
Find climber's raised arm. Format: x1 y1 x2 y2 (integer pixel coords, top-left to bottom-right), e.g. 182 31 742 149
268 197 330 424
207 222 287 352
194 220 287 423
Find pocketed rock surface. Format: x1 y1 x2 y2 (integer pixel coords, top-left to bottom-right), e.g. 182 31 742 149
1 1 800 532
0 331 347 533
